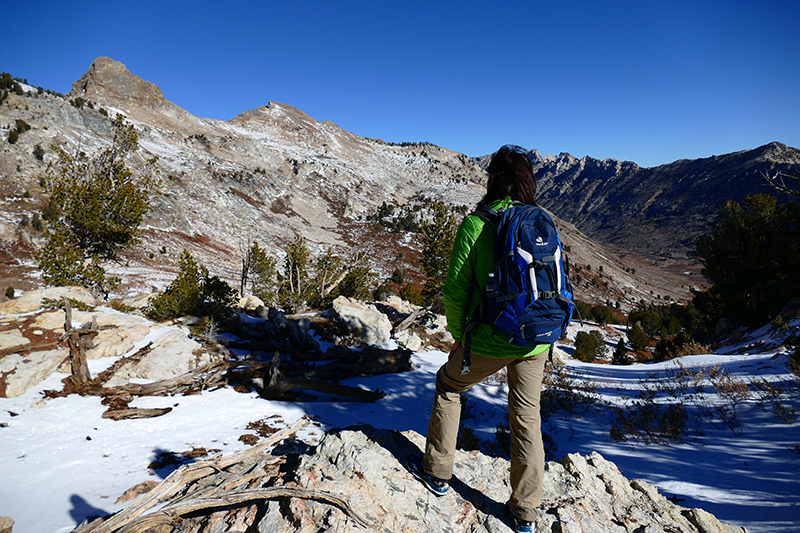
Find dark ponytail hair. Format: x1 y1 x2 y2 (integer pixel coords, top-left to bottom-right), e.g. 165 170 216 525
477 144 537 208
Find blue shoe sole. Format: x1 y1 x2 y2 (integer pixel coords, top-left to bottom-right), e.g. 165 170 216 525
506 502 535 532
406 457 449 496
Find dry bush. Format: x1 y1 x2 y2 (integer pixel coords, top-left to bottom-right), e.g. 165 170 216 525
541 363 602 417
702 366 752 435
611 363 763 443
674 341 712 357
610 401 688 444
751 377 798 424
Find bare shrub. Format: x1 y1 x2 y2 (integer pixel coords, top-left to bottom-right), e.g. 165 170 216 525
611 363 758 443
751 377 798 424
703 366 752 435
541 363 602 416
610 401 688 444
674 341 712 357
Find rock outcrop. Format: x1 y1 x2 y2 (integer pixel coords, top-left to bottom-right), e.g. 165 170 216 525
330 296 393 346
91 425 747 533
0 287 438 398
279 427 747 533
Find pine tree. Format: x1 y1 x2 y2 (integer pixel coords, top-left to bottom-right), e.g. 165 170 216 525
147 250 236 321
36 115 159 298
695 194 800 325
333 255 372 301
573 330 608 362
248 241 278 305
311 247 344 304
279 234 311 311
420 202 458 312
612 338 629 365
627 324 648 353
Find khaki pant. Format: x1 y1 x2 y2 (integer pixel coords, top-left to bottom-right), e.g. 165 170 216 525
423 344 546 522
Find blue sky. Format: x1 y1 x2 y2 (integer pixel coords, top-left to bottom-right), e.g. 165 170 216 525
3 0 799 167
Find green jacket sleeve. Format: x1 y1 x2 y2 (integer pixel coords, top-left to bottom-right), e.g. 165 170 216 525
443 214 488 342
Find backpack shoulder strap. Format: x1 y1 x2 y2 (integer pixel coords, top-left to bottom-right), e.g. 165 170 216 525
470 206 499 227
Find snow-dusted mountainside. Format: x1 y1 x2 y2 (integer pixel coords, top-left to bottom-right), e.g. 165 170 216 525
0 57 720 307
528 142 800 259
0 58 487 295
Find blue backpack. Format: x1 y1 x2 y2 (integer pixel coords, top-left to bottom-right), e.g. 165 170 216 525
462 203 577 374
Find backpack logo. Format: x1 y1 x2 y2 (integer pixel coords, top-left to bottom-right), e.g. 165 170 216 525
535 236 548 246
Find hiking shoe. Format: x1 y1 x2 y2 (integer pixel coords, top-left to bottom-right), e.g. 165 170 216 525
406 456 449 496
506 502 535 533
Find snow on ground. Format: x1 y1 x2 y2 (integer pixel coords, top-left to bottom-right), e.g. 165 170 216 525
1 322 798 533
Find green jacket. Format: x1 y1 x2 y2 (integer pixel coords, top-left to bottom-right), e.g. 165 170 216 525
443 197 551 359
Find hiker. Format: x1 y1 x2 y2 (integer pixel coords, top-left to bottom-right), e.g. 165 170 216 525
408 145 550 533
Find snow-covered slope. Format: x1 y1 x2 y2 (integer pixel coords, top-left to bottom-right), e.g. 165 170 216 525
1 312 797 533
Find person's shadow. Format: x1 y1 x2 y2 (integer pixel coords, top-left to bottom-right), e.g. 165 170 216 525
68 494 109 529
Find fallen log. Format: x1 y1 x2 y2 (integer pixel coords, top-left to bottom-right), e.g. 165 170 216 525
79 419 311 533
102 407 173 420
252 353 385 402
258 377 385 402
103 359 229 397
114 486 373 533
393 305 428 333
226 347 412 381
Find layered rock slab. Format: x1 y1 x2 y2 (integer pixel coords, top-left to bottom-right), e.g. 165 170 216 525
168 426 746 533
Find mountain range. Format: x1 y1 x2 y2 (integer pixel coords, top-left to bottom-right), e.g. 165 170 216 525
2 57 799 311
529 141 800 259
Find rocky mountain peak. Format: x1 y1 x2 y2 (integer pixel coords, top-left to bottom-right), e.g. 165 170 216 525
68 57 165 108
755 141 800 164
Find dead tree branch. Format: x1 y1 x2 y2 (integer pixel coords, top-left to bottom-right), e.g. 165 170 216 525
74 419 374 533
763 170 800 200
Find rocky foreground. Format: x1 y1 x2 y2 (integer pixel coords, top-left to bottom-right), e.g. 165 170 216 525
0 287 748 532
64 424 747 533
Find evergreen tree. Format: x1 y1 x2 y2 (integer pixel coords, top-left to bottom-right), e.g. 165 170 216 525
36 115 159 298
311 247 344 304
245 241 278 305
695 194 800 325
420 202 458 312
335 261 373 301
591 304 614 326
147 250 236 321
612 338 629 365
278 234 311 311
573 330 607 362
627 324 648 353
36 232 115 294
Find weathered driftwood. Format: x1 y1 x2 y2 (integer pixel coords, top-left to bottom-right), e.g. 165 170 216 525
114 487 373 533
101 407 173 420
258 377 385 402
393 305 428 334
221 340 414 372
47 298 409 415
226 347 412 380
45 339 230 419
0 339 62 358
251 353 385 402
72 418 376 533
62 298 97 386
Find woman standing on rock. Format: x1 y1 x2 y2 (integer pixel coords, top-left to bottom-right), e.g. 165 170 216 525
407 145 548 533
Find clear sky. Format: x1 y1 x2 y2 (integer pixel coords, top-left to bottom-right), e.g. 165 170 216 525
3 0 799 167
